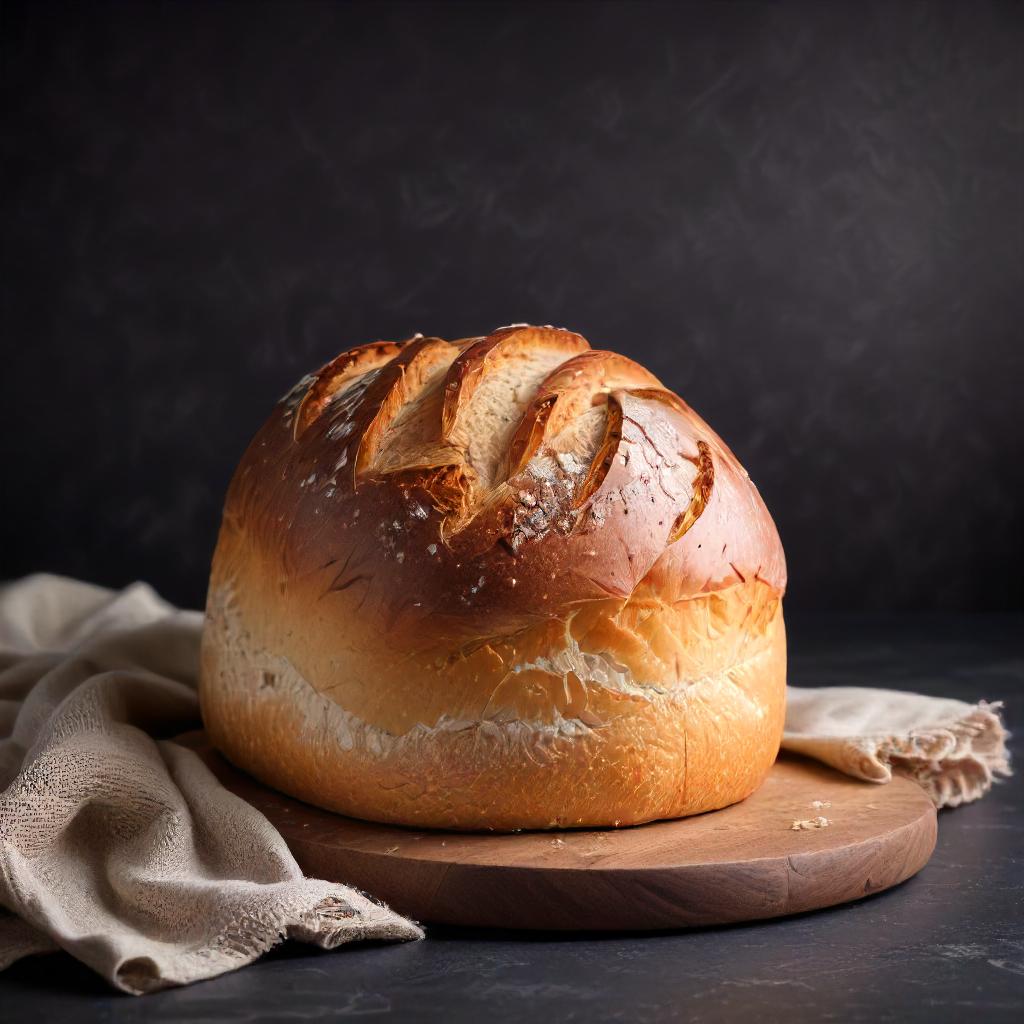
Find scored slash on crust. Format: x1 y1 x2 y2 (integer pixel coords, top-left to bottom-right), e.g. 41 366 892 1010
292 339 413 441
440 326 590 444
669 440 715 543
351 336 459 481
504 350 662 479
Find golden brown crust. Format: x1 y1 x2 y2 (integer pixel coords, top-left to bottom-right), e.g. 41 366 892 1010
201 325 787 830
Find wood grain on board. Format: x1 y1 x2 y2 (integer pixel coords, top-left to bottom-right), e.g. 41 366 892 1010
179 731 937 931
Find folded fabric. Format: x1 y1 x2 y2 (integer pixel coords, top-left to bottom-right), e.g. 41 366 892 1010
0 575 421 995
784 686 1009 808
0 574 1011 993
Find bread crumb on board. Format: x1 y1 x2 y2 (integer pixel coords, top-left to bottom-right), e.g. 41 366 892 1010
790 816 831 831
810 800 832 809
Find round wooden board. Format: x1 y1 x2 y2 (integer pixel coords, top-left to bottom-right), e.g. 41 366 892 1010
180 732 937 931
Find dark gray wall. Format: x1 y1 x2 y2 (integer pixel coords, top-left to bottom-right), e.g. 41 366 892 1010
2 0 1022 610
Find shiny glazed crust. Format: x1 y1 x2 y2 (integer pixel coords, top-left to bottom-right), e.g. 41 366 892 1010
200 325 787 830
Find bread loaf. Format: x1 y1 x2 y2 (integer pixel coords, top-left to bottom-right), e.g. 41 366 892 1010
200 325 787 830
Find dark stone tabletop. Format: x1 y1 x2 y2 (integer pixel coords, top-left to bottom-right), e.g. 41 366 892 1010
2 612 1021 1023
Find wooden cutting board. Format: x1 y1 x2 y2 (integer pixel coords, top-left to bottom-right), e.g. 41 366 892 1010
180 732 937 931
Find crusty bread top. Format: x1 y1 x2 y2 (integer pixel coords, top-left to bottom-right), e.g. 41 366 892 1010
222 325 786 647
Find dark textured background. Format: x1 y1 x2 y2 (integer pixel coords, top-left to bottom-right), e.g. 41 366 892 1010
2 0 1022 611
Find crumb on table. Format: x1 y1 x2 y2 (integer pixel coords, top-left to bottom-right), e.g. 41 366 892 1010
790 816 831 831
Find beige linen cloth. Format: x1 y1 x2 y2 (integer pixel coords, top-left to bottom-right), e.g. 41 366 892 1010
0 575 421 994
0 574 1011 994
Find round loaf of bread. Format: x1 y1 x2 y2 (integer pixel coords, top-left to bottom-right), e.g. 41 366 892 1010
200 325 787 830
